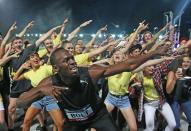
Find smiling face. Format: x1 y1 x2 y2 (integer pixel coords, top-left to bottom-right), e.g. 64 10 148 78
182 56 191 70
74 44 83 55
44 39 53 53
51 31 57 40
144 66 154 76
11 38 23 52
131 48 141 57
53 49 78 76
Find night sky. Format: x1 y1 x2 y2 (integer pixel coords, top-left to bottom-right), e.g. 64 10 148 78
0 0 191 38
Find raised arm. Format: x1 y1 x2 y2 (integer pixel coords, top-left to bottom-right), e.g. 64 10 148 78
88 40 117 58
59 18 69 36
35 25 62 47
17 21 34 38
147 36 168 53
67 20 92 41
122 21 148 54
141 23 170 52
0 22 17 58
83 25 107 53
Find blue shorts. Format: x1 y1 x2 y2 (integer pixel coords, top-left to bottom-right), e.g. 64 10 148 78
31 96 60 111
104 93 131 109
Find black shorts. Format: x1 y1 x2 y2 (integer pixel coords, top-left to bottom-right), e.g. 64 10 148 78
63 107 120 131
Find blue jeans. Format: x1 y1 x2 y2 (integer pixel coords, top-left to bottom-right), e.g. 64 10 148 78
171 100 191 131
32 96 59 111
104 93 131 109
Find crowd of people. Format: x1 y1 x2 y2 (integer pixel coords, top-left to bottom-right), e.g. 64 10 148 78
0 18 191 131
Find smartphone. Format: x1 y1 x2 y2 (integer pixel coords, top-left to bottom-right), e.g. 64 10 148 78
177 68 183 74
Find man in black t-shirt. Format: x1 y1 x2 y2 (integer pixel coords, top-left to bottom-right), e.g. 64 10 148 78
17 46 168 131
8 25 62 129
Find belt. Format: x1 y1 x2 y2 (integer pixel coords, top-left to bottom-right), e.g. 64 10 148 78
110 93 128 98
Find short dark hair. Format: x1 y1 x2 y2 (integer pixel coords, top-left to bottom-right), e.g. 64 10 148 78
128 44 142 54
11 36 22 44
50 47 66 65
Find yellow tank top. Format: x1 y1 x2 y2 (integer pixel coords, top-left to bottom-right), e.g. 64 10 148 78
143 77 159 101
108 72 132 95
0 94 2 102
0 66 3 80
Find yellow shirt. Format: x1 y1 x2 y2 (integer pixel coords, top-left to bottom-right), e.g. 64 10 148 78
143 77 159 101
0 94 2 102
0 66 3 78
74 53 92 66
38 34 61 58
52 34 61 46
108 72 132 95
24 64 53 87
38 49 48 58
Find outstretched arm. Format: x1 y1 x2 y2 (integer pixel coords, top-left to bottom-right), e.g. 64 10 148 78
122 21 148 54
132 57 175 73
58 18 69 36
88 40 117 58
83 25 107 53
67 20 92 41
16 77 65 108
141 23 170 52
89 45 169 82
35 25 62 47
17 21 34 38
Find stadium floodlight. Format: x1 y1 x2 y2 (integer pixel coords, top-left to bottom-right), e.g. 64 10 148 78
159 35 163 40
26 34 30 37
79 34 84 37
111 34 116 38
35 34 38 37
98 34 102 38
118 34 123 38
64 34 67 37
